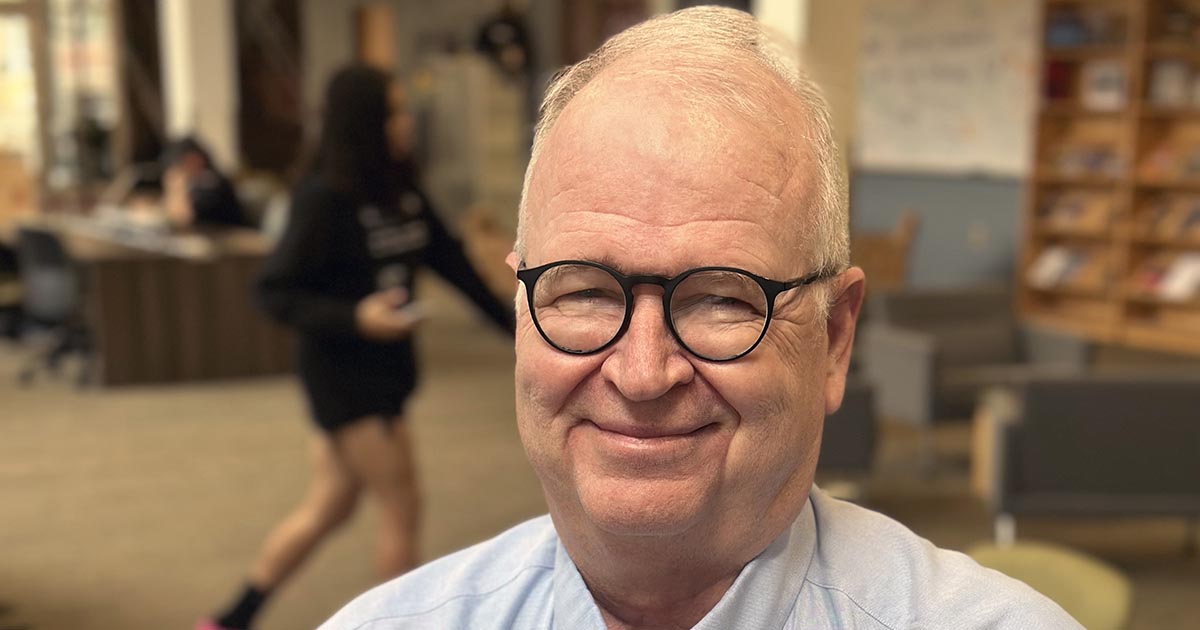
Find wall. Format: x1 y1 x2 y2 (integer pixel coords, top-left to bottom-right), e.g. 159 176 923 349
750 0 861 174
159 0 238 169
299 0 355 135
805 0 861 171
851 171 1022 288
752 0 806 46
299 0 560 121
835 0 1032 290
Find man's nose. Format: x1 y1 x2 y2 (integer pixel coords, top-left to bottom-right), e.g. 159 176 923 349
600 290 695 401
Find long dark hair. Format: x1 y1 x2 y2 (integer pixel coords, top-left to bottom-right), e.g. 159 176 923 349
309 64 410 206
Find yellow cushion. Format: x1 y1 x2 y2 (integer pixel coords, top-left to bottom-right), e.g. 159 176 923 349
968 541 1131 630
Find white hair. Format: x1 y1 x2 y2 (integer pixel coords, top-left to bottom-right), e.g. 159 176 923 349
515 6 848 310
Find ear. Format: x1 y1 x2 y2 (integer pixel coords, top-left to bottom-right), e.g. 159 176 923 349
824 267 866 415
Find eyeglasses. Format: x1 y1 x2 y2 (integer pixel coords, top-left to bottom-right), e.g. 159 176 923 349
515 260 835 362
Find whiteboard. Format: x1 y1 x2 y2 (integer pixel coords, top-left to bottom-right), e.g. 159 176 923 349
855 0 1038 176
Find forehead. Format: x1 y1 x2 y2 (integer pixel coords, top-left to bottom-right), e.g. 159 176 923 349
524 68 815 276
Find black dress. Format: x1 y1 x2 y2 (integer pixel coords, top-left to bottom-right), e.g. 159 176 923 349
258 175 513 431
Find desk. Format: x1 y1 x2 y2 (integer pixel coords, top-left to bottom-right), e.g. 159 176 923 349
12 216 293 386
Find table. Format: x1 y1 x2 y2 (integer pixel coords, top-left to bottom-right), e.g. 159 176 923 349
11 215 294 386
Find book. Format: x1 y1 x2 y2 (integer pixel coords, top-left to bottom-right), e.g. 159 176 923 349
1159 253 1200 302
1149 60 1192 107
1028 246 1089 289
1080 60 1127 111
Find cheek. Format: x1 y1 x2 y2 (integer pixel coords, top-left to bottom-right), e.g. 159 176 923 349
514 323 597 432
704 326 827 485
514 325 608 493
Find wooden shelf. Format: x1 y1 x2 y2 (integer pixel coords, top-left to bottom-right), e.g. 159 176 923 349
1146 41 1200 62
1121 323 1200 354
1044 0 1127 6
1136 177 1200 191
1041 102 1127 117
1141 107 1200 119
1045 45 1130 61
1034 225 1111 240
1037 173 1125 186
1021 1 1200 357
1129 234 1200 248
1124 292 1200 307
1027 284 1111 299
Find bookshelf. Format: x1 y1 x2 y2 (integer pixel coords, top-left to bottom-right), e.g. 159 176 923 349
1020 0 1200 355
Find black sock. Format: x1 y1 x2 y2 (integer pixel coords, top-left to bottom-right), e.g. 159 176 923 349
214 583 269 630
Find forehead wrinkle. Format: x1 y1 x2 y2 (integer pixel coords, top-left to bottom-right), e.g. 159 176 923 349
546 207 780 232
533 149 789 235
533 210 779 275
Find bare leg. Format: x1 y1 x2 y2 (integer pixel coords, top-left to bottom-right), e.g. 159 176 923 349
334 417 422 578
247 434 361 589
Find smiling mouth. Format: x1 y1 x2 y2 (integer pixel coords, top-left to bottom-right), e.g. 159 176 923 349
585 420 718 440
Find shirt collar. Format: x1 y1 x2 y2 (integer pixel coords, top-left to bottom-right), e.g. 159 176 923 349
550 494 818 630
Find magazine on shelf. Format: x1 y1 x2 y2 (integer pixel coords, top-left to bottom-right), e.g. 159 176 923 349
1080 60 1127 112
1027 246 1088 289
1159 253 1200 302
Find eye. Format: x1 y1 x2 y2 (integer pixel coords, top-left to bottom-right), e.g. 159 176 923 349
671 271 768 323
703 294 752 308
558 287 623 304
698 294 763 318
534 264 625 312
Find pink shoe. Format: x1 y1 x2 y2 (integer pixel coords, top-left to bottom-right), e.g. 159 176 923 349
194 620 236 630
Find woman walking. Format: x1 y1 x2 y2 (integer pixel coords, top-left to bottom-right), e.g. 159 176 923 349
197 64 513 630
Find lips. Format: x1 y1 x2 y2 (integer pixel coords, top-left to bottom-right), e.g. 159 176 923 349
586 419 717 440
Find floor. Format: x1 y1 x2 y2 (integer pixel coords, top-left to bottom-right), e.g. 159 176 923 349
1 282 1197 629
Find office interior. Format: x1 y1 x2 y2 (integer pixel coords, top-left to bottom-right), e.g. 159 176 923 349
1 0 1198 628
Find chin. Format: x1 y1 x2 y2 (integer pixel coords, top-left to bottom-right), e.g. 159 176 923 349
575 475 716 537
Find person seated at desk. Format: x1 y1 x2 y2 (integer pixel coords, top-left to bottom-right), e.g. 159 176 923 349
161 137 252 229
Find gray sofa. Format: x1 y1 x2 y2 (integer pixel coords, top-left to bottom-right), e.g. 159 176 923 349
860 286 1088 429
985 372 1200 546
819 377 877 475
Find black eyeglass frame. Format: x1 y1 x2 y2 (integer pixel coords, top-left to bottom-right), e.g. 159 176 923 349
516 259 837 362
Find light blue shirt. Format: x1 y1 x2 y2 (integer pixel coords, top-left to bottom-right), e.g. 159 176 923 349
320 488 1083 629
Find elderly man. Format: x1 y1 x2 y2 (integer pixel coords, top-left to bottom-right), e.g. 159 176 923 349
321 7 1081 630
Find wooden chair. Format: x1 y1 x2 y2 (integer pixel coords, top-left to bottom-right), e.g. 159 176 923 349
850 209 919 293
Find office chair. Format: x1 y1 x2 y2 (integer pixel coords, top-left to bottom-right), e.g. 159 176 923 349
0 243 21 339
14 226 92 386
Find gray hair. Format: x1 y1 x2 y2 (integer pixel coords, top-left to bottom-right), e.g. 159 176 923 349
515 6 848 307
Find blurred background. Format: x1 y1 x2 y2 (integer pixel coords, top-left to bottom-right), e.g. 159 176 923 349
1 1 1199 629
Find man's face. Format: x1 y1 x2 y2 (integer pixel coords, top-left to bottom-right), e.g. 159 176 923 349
511 73 862 549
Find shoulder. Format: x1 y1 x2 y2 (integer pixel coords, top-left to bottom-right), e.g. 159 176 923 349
799 490 1082 630
319 515 558 630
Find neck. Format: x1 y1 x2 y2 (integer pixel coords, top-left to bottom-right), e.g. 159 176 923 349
580 537 741 630
549 476 815 628
595 576 737 630
554 511 767 630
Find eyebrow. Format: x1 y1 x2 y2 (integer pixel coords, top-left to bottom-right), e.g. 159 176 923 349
584 254 633 275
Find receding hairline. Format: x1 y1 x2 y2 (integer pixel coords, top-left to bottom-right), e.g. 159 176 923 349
515 6 850 315
527 50 822 252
